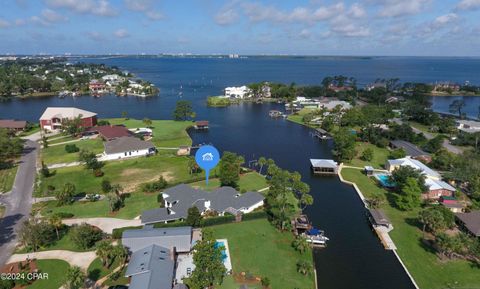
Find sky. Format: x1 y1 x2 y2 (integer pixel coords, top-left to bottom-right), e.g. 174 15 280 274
0 0 479 56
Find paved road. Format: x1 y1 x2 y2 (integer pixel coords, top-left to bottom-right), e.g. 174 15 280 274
410 125 464 154
0 140 38 266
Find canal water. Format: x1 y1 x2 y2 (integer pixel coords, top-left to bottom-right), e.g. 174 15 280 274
3 56 476 288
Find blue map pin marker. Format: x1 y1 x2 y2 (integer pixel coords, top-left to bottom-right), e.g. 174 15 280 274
195 145 220 185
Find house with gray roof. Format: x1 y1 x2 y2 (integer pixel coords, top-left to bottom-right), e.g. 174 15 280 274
122 226 193 253
141 184 264 224
101 136 155 161
456 211 480 237
389 140 431 162
310 159 338 174
125 244 175 289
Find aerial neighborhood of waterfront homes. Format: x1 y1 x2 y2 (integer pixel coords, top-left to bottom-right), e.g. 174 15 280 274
3 66 480 289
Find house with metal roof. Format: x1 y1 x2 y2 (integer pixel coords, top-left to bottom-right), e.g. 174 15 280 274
101 136 155 161
389 140 431 162
39 107 97 131
125 244 175 289
141 184 264 224
310 159 338 175
456 120 480 134
368 209 392 229
386 157 440 180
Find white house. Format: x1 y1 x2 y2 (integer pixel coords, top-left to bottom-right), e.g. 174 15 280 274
224 86 252 99
386 157 440 180
102 136 156 161
456 120 480 134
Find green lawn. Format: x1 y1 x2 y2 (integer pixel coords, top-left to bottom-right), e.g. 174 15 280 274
190 172 268 192
341 168 480 289
41 138 104 165
47 135 78 144
211 219 315 289
18 125 41 137
0 164 18 193
36 172 267 219
286 108 317 128
346 142 390 169
107 118 193 147
87 257 121 282
26 259 70 289
35 190 160 219
409 121 441 137
0 205 5 218
37 153 197 196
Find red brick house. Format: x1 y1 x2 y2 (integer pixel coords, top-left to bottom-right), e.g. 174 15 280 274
422 178 456 200
40 107 97 131
89 80 106 93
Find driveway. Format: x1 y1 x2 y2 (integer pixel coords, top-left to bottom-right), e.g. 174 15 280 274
62 217 142 234
0 140 38 266
410 125 464 154
7 250 96 271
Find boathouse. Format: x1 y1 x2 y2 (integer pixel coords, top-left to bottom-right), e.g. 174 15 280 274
310 159 338 175
314 128 330 139
368 209 392 229
195 120 209 130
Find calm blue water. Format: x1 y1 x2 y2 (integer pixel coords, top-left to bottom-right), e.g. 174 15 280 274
0 56 480 120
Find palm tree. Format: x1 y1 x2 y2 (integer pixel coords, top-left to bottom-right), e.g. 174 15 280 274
142 117 152 128
113 245 128 269
96 240 113 267
65 266 85 289
258 157 267 175
296 260 313 275
300 193 314 211
292 236 309 254
48 214 63 240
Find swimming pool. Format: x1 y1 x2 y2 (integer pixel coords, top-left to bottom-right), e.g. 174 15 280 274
374 173 396 188
215 239 233 272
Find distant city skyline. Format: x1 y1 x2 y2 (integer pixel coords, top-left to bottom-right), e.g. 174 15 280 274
0 0 479 56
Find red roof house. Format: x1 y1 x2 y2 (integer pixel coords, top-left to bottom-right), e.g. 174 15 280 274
87 125 132 140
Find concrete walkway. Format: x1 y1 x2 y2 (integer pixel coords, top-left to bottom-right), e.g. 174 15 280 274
63 217 142 234
7 250 96 271
47 161 82 169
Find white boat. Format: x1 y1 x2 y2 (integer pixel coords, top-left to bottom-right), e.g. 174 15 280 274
302 227 329 246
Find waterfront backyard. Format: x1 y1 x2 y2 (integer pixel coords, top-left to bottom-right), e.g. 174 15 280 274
211 219 315 289
341 168 480 289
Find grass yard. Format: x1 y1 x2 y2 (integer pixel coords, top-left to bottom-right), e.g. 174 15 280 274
36 172 268 219
286 108 317 128
211 219 315 289
190 172 268 192
409 121 441 137
26 259 70 289
37 153 197 196
107 118 193 147
0 164 18 193
35 190 160 219
41 138 104 165
0 205 5 218
346 142 390 169
341 168 480 289
87 257 121 281
18 125 41 137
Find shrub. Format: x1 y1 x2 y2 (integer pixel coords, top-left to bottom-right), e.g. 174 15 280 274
70 224 103 250
94 168 104 177
242 211 268 221
54 212 74 219
157 193 164 205
200 215 235 227
141 176 168 193
65 144 80 153
101 179 112 194
361 148 374 161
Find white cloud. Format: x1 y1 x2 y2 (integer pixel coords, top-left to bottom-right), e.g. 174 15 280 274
377 0 431 17
114 28 129 38
330 15 370 37
432 13 458 28
45 0 117 17
456 0 480 10
41 9 68 23
0 18 10 29
215 8 239 26
15 19 26 26
348 3 367 18
299 29 311 39
312 3 344 21
124 0 163 20
87 31 103 41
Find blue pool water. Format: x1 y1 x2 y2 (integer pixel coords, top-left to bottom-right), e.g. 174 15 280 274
215 241 227 261
376 174 396 188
